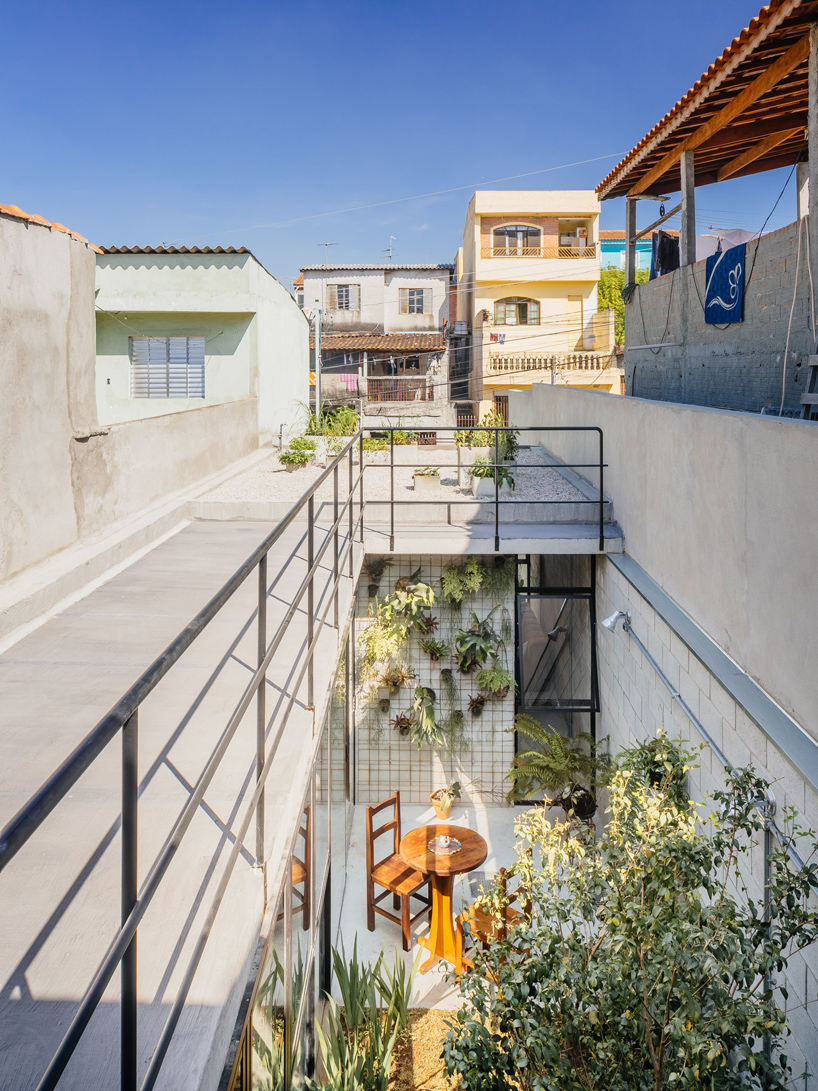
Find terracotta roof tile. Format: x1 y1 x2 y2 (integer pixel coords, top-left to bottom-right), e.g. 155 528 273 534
0 203 102 252
310 332 446 353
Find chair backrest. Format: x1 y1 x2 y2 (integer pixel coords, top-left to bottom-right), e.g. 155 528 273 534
365 791 401 873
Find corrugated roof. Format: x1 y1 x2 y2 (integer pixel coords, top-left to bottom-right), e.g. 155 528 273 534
597 0 816 199
300 263 454 272
0 203 102 252
100 245 251 255
310 332 446 353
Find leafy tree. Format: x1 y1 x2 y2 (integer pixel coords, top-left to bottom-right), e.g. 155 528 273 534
444 736 818 1091
599 267 650 345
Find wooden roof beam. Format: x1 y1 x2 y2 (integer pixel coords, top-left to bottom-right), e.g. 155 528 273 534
629 33 810 196
717 126 805 180
698 111 808 150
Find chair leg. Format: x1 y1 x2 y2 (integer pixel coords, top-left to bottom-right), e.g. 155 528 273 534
401 895 411 952
393 892 400 911
367 878 376 932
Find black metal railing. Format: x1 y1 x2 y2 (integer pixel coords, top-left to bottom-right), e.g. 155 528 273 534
0 434 365 1091
362 425 607 553
0 421 607 1091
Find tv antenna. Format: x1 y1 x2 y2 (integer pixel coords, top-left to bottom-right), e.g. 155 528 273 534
384 235 397 262
319 242 338 267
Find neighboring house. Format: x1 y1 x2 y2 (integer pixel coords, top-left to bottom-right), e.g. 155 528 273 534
600 229 652 270
455 191 620 422
96 246 309 443
299 263 455 426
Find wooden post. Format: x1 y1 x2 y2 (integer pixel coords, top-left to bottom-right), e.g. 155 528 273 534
625 198 637 285
680 149 696 266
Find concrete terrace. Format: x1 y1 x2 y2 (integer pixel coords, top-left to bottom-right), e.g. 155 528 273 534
0 517 362 1091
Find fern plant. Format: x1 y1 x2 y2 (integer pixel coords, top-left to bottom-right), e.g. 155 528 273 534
419 636 450 660
505 715 597 816
440 557 485 605
455 609 500 673
475 661 516 698
410 685 444 749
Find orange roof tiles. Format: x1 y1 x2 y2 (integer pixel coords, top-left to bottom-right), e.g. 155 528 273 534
0 202 102 252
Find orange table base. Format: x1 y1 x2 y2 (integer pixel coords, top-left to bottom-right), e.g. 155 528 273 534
417 874 456 973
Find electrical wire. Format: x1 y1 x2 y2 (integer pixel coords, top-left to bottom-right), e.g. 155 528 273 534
158 151 627 246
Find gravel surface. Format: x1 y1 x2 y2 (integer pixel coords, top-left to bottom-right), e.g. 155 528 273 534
202 445 587 506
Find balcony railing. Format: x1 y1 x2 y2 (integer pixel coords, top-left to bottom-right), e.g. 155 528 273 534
487 352 612 373
366 376 433 402
480 244 598 259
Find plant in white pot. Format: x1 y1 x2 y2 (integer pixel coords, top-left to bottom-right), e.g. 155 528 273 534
470 456 515 499
430 779 461 820
413 466 441 493
455 427 491 486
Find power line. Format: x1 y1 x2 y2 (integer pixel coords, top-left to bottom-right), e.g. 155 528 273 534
159 152 626 245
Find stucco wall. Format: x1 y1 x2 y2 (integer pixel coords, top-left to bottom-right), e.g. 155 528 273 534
624 221 811 412
508 383 818 740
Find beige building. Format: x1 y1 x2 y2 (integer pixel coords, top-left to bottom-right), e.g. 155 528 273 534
455 190 619 420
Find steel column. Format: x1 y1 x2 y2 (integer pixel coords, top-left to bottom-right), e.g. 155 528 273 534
333 465 339 629
389 430 395 552
122 711 138 1091
494 427 500 552
307 496 315 710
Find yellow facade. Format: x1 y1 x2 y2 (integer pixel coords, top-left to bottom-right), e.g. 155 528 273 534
457 190 621 417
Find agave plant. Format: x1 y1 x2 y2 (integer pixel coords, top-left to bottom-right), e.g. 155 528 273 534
455 609 500 673
505 714 597 818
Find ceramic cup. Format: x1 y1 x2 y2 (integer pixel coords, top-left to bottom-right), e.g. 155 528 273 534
437 835 450 848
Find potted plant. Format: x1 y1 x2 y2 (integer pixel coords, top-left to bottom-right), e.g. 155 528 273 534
419 636 450 661
362 436 389 464
505 714 600 820
279 447 313 472
455 610 500 674
414 614 438 636
376 664 414 696
468 693 487 717
413 466 441 493
430 780 462 820
475 661 517 700
392 428 419 464
390 711 415 738
410 685 444 749
470 457 515 499
455 429 492 486
363 557 391 598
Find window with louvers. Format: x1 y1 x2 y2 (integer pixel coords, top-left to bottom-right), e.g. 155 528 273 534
399 287 431 315
326 284 360 311
130 336 206 398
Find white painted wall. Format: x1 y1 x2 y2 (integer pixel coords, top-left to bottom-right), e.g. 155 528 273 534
95 252 309 442
301 268 450 333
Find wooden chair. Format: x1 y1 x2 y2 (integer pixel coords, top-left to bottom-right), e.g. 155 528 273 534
366 791 431 951
455 861 530 974
291 805 311 930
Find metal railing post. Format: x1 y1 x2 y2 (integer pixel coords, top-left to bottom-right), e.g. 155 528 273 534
494 427 500 553
598 429 605 552
359 432 364 547
255 555 267 871
307 496 315 711
122 710 138 1091
389 429 395 552
333 464 339 629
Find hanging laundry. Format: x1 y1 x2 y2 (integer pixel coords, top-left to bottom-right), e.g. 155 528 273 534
338 372 359 392
650 230 680 279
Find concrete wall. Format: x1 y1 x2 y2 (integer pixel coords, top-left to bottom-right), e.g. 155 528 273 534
624 221 811 413
508 383 818 741
95 251 308 442
596 557 818 1080
0 214 262 590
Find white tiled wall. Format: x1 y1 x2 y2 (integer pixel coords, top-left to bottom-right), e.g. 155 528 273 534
354 555 516 807
597 557 818 1080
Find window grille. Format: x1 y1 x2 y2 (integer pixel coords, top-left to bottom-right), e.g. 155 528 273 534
130 336 206 398
327 284 360 310
399 287 431 315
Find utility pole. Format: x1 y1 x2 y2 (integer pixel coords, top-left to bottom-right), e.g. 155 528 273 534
314 300 322 416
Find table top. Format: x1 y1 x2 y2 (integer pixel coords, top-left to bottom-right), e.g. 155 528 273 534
399 824 488 877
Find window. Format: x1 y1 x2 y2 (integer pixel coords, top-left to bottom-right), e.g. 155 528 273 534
399 287 431 315
326 283 360 310
297 292 304 308
493 297 540 326
129 336 205 398
493 224 541 253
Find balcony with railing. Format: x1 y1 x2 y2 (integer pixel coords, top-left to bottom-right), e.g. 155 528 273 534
487 352 611 374
366 376 433 402
480 243 598 259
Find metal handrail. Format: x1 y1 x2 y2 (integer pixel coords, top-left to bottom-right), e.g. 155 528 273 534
0 432 364 1091
371 426 606 553
0 420 607 1091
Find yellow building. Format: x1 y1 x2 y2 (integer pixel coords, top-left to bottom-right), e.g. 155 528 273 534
455 191 620 420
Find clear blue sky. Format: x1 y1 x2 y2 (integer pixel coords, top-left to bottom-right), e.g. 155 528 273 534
1 0 799 289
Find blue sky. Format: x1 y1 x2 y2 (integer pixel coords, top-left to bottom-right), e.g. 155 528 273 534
2 0 799 289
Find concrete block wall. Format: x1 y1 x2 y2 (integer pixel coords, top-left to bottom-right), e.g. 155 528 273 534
625 221 813 413
596 556 818 1080
354 554 516 806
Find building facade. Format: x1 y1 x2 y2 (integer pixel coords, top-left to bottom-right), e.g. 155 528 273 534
300 263 454 423
456 191 619 421
600 229 653 270
96 246 309 443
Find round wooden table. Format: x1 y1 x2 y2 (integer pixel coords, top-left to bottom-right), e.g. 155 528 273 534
400 824 487 973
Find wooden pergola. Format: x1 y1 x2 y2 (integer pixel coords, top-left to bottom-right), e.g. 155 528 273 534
597 0 818 280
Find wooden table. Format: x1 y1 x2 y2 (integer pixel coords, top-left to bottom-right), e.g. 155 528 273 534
399 824 487 973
